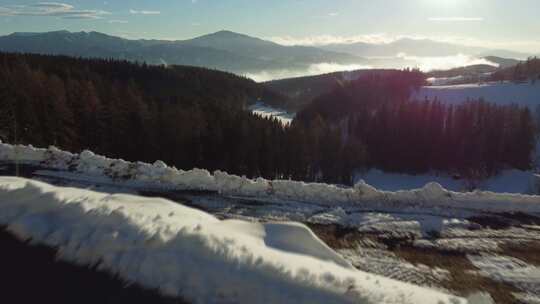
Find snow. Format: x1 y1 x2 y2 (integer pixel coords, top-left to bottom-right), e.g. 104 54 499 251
0 176 468 304
413 82 540 109
357 169 539 194
357 169 463 192
249 102 295 125
427 76 467 86
2 142 540 215
468 254 540 302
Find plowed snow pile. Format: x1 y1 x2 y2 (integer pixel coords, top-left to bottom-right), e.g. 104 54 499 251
0 177 468 304
1 142 540 214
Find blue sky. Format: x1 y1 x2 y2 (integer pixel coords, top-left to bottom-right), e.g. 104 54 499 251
0 0 539 52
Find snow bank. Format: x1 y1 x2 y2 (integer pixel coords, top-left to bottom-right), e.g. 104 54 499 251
531 174 540 195
0 177 466 304
357 169 539 194
357 169 463 192
1 142 540 214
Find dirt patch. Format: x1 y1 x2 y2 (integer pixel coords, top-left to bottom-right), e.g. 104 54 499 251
308 224 374 249
469 212 540 230
310 224 525 304
468 215 512 229
502 241 540 266
394 246 522 304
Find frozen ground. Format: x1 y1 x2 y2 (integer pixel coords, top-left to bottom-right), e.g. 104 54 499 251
1 142 540 303
249 102 295 125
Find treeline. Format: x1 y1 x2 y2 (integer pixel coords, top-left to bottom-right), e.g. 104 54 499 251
0 53 292 177
492 57 540 83
296 72 537 179
0 53 536 186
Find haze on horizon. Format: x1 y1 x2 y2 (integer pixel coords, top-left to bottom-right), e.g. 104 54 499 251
0 0 539 54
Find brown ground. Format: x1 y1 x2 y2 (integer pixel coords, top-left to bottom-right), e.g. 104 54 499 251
310 223 533 304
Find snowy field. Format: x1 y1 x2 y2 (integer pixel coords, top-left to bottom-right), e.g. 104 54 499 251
249 102 295 125
413 82 540 109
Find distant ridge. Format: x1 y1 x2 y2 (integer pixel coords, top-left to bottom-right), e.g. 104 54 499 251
0 30 364 74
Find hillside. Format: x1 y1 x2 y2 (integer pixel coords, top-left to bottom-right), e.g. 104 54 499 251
413 82 540 109
264 69 395 111
0 52 375 185
263 55 524 111
0 52 310 179
294 70 536 176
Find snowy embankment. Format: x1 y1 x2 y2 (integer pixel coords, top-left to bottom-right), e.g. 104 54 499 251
413 82 540 108
1 142 540 214
358 169 540 194
0 177 468 304
249 102 295 125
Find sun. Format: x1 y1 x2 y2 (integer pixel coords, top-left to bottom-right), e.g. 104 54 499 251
425 0 463 7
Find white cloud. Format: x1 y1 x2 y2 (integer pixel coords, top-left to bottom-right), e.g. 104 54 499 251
267 33 394 46
244 63 372 82
397 53 499 71
129 9 160 15
108 19 128 24
0 2 110 19
428 17 484 22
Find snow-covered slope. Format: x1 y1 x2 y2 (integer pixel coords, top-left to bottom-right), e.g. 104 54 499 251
413 82 540 108
0 177 467 304
1 142 540 214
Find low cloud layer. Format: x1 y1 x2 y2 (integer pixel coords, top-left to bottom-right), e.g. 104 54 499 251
268 34 394 46
245 63 372 82
245 54 501 82
397 53 499 71
428 17 484 22
267 34 539 54
0 2 110 19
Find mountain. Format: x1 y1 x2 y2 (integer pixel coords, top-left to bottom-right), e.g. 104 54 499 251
320 38 530 59
179 30 361 66
264 69 395 111
0 30 365 74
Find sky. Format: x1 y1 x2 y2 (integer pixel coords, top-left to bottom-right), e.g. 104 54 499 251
0 0 539 53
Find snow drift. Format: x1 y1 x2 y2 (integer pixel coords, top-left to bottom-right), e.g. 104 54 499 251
1 142 540 214
0 177 467 304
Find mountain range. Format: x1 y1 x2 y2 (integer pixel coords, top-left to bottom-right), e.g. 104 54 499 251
0 30 363 74
320 38 531 60
0 30 533 78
